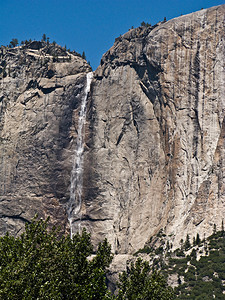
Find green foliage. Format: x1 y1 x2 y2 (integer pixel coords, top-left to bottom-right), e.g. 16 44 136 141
169 230 225 299
133 226 225 299
134 245 153 255
117 258 175 300
174 248 185 257
42 34 46 42
9 38 19 48
0 217 175 299
82 51 86 60
196 233 201 245
184 234 191 250
140 21 151 27
0 217 113 299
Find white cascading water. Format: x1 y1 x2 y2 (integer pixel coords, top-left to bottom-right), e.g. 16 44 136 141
68 72 93 238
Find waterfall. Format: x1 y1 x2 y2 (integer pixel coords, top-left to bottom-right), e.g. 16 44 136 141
68 71 93 237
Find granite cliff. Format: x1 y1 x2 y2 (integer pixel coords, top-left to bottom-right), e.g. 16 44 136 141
83 4 225 253
0 5 225 259
0 41 91 234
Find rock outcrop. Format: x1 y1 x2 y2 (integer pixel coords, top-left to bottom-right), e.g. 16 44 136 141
0 5 225 257
0 42 91 235
82 4 225 252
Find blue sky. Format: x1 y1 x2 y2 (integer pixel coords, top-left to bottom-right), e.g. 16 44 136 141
0 0 224 70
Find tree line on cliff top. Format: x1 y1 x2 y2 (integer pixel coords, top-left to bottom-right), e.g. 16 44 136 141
4 34 88 63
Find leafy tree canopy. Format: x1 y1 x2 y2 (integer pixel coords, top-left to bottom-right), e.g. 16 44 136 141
117 258 175 300
0 217 174 299
0 217 113 299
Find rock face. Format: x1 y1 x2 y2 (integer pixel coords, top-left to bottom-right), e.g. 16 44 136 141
82 4 225 252
0 42 91 235
0 5 225 255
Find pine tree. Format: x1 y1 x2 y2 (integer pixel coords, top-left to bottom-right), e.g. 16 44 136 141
9 38 19 48
193 236 196 246
82 51 86 60
42 34 46 42
184 234 191 250
117 258 174 300
196 233 201 245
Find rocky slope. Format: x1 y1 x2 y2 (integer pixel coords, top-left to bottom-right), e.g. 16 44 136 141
0 5 225 258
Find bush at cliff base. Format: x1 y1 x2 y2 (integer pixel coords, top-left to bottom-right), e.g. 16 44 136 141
0 217 174 299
